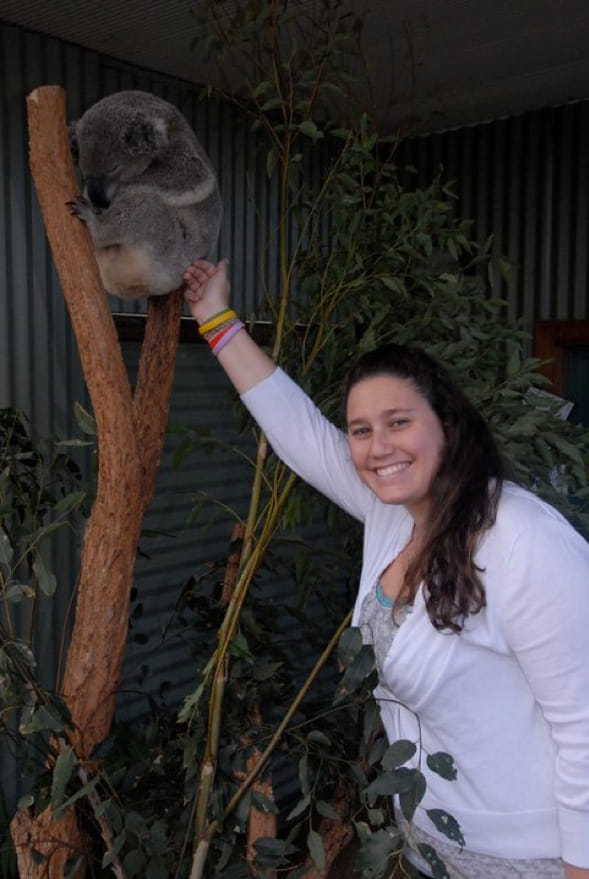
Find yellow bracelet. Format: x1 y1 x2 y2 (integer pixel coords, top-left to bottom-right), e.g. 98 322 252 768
198 309 237 336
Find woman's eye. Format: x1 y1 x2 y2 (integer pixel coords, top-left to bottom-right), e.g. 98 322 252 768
350 426 370 437
390 419 409 429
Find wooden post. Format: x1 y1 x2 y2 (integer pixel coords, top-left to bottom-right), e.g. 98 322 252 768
10 85 184 875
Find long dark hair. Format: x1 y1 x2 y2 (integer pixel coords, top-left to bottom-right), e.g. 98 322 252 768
344 343 507 632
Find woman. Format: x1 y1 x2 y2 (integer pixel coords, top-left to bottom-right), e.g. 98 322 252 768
184 258 589 879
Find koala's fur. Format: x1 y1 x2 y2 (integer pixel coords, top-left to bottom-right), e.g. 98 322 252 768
68 90 222 300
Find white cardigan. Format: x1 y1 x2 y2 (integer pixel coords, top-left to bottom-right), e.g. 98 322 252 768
241 368 589 868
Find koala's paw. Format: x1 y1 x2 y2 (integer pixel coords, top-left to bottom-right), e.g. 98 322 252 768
67 196 98 223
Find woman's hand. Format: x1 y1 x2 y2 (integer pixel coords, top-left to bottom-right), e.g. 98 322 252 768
183 258 231 326
183 257 275 392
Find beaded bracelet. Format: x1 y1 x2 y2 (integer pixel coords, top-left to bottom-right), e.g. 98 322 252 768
198 308 237 336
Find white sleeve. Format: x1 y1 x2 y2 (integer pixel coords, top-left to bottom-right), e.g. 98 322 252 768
240 368 374 522
500 513 589 867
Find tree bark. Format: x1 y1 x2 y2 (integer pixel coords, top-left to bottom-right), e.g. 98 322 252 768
10 85 183 875
306 783 354 879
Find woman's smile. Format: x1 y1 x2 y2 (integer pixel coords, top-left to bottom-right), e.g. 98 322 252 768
374 461 411 477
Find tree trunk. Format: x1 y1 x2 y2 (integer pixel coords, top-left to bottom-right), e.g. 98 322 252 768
10 85 183 876
305 783 354 879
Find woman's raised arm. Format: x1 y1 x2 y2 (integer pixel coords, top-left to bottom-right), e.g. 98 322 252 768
183 259 275 394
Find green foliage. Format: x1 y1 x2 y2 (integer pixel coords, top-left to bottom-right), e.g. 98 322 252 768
0 408 87 876
0 408 86 715
278 126 589 534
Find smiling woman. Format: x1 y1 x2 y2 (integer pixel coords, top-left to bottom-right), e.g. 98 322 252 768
345 374 445 522
183 257 589 879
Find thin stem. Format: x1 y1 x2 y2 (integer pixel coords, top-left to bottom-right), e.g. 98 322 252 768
223 609 352 818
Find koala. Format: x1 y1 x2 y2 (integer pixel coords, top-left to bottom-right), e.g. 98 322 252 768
68 90 222 300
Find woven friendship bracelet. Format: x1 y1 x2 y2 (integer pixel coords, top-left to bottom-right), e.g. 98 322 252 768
198 308 237 336
211 320 245 356
206 320 239 349
201 315 240 342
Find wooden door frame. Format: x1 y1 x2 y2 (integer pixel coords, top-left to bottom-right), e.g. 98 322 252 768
534 320 589 394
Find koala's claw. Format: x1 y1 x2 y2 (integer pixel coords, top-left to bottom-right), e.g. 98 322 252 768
67 196 95 222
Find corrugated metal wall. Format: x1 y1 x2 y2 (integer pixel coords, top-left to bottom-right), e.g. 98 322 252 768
397 101 589 330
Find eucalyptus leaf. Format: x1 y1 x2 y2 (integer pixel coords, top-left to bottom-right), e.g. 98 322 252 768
5 582 35 602
74 402 97 435
279 790 311 822
426 808 466 846
298 119 323 140
53 490 86 514
306 828 325 870
315 799 339 820
29 521 65 547
266 149 276 179
102 829 127 868
55 775 100 819
306 729 331 747
417 844 451 879
399 769 427 821
365 767 417 802
426 751 458 781
178 680 205 723
298 755 310 796
51 746 76 811
252 790 278 814
0 527 14 566
252 80 271 99
33 553 57 596
337 625 362 667
20 706 66 736
334 643 376 702
261 97 284 113
253 661 282 681
382 739 417 769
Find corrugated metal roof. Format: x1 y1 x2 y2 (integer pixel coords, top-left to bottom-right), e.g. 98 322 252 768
2 0 589 133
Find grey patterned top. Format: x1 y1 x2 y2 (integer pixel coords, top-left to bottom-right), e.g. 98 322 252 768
358 581 411 676
357 584 565 879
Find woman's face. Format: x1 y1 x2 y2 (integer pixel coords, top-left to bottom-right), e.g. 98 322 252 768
346 374 446 525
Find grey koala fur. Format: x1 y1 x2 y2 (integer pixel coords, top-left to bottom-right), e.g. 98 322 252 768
68 90 222 300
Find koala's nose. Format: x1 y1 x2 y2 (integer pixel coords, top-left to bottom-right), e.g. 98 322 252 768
85 175 111 210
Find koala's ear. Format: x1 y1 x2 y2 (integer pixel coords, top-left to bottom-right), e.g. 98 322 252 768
68 122 79 164
122 116 169 154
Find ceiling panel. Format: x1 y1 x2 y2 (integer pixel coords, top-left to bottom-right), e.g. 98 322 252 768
1 0 588 133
